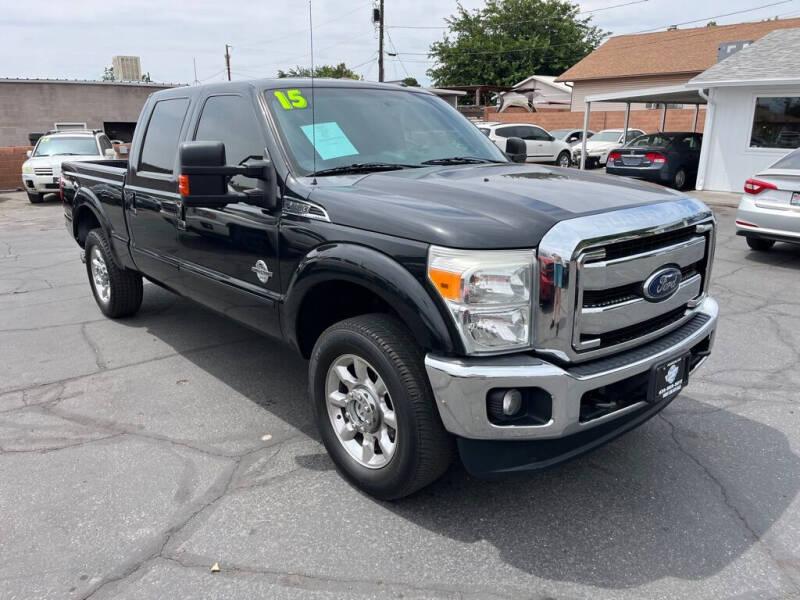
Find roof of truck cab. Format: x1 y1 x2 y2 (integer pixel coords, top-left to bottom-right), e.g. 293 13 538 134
149 78 434 100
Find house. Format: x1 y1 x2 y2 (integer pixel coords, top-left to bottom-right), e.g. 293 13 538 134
507 75 571 109
556 17 800 112
687 28 800 193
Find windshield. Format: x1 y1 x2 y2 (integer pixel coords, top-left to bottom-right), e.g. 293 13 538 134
591 131 623 142
33 136 99 157
265 86 507 175
770 148 800 170
626 134 674 148
549 129 571 139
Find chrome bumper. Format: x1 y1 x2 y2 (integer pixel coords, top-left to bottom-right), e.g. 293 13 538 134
425 296 717 441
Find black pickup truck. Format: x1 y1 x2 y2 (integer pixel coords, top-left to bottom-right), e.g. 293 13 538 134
62 79 718 499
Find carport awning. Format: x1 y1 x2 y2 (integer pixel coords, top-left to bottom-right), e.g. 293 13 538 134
585 85 707 105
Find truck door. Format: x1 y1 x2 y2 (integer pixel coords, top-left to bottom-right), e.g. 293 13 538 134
125 97 191 285
172 93 282 339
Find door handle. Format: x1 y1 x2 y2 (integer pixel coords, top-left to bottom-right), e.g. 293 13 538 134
127 192 137 216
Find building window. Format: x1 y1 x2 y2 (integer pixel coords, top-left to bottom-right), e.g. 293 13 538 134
645 103 683 109
750 97 800 148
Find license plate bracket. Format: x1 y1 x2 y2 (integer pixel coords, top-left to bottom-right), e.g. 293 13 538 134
648 354 689 403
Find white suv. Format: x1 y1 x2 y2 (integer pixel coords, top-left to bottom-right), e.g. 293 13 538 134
21 130 114 203
476 122 573 167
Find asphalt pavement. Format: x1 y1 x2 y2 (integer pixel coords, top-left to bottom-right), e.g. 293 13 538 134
1 190 799 600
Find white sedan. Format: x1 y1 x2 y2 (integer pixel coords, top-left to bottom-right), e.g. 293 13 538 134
572 128 645 168
736 148 800 250
476 122 573 167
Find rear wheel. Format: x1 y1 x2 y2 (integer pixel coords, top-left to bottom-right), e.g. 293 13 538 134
27 192 44 204
746 236 775 251
672 168 687 190
310 314 454 500
85 229 143 318
555 151 571 168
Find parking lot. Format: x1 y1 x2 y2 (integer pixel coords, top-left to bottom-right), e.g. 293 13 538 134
1 190 799 599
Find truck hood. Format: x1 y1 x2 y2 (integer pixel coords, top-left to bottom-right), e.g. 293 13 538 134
302 163 686 249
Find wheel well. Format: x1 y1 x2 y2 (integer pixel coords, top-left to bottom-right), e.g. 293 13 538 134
296 280 396 358
74 207 101 247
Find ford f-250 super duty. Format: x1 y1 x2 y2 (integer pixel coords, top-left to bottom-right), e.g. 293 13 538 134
62 79 718 499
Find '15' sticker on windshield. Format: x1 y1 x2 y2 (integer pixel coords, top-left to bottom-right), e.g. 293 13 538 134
274 89 307 110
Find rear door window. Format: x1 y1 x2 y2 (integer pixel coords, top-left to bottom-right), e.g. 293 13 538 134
494 126 518 139
771 148 800 169
138 98 190 174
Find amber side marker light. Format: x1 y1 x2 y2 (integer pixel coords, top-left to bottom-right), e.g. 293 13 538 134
428 268 462 301
178 174 190 196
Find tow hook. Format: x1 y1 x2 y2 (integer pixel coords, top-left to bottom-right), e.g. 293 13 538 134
79 249 86 264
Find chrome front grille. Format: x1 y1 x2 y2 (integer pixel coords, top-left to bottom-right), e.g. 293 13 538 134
34 167 53 176
574 230 708 353
535 197 715 363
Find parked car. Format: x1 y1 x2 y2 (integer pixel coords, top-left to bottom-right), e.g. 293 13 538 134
573 128 646 168
478 122 573 167
736 147 800 250
62 79 717 499
605 132 702 190
21 129 114 203
550 128 595 147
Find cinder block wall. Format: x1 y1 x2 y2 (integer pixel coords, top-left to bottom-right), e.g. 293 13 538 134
484 107 706 133
0 146 32 191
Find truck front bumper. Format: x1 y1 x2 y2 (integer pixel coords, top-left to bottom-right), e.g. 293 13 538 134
424 296 717 476
22 174 60 193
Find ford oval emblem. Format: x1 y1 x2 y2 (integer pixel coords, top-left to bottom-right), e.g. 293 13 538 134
643 266 682 302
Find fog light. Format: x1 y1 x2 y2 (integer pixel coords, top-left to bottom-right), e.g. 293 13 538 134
502 389 522 416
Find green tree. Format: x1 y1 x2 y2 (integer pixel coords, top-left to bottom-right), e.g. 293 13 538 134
402 76 420 87
427 0 606 87
102 66 115 81
277 62 362 80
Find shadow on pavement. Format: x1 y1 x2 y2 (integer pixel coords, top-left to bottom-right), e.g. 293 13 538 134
118 286 799 590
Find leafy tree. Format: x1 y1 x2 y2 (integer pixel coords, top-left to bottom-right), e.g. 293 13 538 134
402 76 420 87
141 72 152 82
277 62 362 80
427 0 606 87
102 66 115 81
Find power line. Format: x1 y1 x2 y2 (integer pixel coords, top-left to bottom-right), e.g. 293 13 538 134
387 0 652 29
395 0 796 60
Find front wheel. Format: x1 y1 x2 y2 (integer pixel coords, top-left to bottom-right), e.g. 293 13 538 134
85 229 143 318
310 314 454 500
27 192 44 204
555 151 571 168
746 236 775 251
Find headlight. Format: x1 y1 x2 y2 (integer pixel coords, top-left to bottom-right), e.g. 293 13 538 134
428 246 534 354
21 162 34 174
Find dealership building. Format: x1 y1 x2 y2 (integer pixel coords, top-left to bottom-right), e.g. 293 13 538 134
0 78 179 147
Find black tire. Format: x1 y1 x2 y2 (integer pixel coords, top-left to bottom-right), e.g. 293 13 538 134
85 229 143 318
672 168 687 190
555 151 572 168
746 236 775 251
27 192 44 204
310 314 455 500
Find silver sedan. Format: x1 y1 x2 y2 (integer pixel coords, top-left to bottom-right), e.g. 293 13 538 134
736 148 800 250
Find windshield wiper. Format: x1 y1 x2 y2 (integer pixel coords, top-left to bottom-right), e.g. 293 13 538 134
309 162 420 177
420 156 504 165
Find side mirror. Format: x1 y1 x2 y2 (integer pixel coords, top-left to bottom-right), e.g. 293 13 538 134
104 148 116 159
505 137 527 163
26 150 32 158
178 141 277 210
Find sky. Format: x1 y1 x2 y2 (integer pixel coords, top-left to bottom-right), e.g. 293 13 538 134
2 0 800 86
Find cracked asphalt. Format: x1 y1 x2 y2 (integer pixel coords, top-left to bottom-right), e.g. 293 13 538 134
1 189 799 600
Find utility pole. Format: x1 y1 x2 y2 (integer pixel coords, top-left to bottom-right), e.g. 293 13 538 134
193 58 199 85
378 0 384 82
224 44 232 81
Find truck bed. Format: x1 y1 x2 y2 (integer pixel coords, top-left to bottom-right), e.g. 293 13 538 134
62 159 128 184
